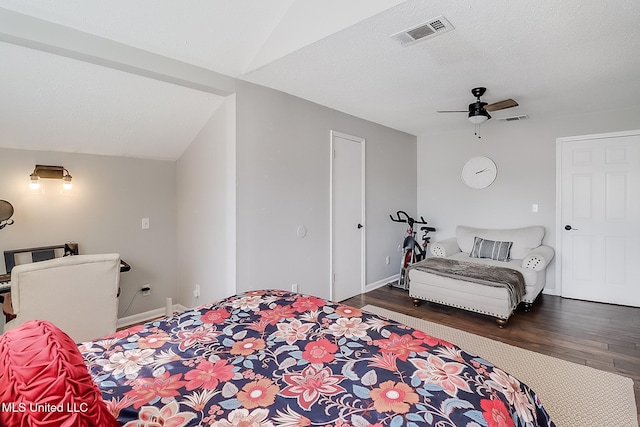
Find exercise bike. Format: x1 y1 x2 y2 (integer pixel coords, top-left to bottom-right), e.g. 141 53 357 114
389 211 435 289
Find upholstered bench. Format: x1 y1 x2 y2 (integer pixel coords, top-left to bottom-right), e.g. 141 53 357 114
408 225 554 327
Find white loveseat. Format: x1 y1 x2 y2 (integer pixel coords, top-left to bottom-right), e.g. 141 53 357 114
408 225 554 326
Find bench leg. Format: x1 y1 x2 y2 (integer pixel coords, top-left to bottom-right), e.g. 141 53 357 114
495 318 508 328
412 298 422 307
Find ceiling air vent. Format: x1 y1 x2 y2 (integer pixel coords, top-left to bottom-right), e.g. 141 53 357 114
497 115 529 122
390 16 454 46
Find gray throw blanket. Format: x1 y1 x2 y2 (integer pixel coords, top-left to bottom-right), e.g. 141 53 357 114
406 257 525 309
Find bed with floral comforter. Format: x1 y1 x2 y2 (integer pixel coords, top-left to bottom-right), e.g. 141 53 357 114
81 290 555 427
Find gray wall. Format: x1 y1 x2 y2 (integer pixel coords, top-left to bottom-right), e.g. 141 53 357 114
416 106 640 293
235 81 416 299
0 81 416 319
3 86 636 317
0 148 177 315
176 95 236 307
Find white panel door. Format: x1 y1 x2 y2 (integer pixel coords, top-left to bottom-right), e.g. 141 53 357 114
331 132 364 302
559 132 640 306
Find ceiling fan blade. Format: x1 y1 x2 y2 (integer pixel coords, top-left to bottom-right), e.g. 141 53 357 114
485 98 518 112
437 110 468 113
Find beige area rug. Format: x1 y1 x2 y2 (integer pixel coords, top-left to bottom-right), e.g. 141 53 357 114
363 305 638 427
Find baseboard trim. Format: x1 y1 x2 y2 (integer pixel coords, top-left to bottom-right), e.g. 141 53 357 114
117 303 189 329
366 274 400 293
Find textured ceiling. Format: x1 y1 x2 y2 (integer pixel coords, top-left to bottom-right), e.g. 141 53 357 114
0 0 639 159
243 0 640 135
0 41 224 159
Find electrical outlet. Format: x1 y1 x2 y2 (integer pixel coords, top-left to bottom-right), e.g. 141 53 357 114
385 256 390 265
141 285 151 296
193 284 200 298
141 218 150 229
291 283 298 293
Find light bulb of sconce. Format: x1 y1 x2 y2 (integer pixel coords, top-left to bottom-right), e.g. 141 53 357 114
29 173 40 190
62 173 72 190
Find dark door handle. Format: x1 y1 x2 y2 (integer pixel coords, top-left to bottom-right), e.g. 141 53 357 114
564 225 578 231
357 223 363 229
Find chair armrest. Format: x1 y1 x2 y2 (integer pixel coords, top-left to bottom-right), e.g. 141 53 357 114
521 245 555 271
431 238 461 258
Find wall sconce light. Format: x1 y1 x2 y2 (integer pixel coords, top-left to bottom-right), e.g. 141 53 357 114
29 165 72 190
0 200 14 229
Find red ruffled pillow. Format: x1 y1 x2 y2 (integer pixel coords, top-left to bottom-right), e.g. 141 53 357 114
0 320 119 427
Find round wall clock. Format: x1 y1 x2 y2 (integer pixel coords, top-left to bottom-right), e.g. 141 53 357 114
461 156 497 189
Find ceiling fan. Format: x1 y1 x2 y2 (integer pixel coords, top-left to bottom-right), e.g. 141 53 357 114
437 87 518 124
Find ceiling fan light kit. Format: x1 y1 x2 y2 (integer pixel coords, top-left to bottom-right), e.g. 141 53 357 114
468 105 490 124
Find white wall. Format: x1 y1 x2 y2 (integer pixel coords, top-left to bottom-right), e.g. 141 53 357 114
176 95 236 307
417 106 640 293
235 81 416 299
0 148 177 315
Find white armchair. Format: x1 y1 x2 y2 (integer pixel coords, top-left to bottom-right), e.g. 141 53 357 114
3 254 121 342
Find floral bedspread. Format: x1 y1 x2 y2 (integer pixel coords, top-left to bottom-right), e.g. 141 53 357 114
81 290 555 427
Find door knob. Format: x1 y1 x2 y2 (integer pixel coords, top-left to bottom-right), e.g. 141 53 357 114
564 225 578 231
357 224 363 229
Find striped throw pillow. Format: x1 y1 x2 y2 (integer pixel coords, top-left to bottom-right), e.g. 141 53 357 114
470 237 513 262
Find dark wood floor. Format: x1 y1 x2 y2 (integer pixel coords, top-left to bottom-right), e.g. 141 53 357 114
343 286 640 423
